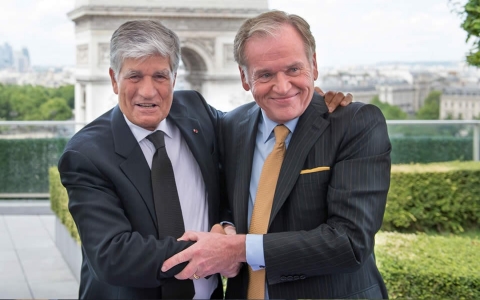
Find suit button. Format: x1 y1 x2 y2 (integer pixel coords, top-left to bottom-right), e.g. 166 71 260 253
287 276 293 281
300 275 306 280
280 276 287 281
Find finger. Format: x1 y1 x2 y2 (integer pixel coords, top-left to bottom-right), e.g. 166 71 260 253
173 262 198 280
162 250 191 272
328 92 346 113
323 91 337 105
224 225 237 235
210 224 226 234
177 231 199 242
314 86 325 96
342 93 353 106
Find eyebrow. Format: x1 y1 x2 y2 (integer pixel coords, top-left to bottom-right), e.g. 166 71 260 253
123 69 171 77
252 62 304 77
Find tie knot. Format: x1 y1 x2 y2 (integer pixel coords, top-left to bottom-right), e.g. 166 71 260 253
274 124 290 144
147 131 166 150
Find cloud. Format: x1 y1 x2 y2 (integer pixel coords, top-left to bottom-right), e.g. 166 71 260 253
270 0 471 66
0 0 75 66
0 0 472 66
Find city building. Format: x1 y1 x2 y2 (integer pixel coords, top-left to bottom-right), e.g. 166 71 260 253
0 43 30 73
440 86 480 120
0 43 13 69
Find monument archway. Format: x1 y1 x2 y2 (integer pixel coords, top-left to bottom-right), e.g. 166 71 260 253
68 0 268 125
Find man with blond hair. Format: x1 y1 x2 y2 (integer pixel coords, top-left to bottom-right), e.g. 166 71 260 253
163 10 391 299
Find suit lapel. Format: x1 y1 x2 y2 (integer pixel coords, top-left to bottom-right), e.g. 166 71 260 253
269 95 330 226
111 106 158 228
167 100 215 223
233 105 261 233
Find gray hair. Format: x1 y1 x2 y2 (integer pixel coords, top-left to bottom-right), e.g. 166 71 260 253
233 10 316 68
110 19 181 78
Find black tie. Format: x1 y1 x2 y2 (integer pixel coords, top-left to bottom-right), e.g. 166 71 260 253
147 130 195 299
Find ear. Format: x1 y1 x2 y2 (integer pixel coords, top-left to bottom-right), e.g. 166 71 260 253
109 68 119 94
312 53 319 81
239 66 250 91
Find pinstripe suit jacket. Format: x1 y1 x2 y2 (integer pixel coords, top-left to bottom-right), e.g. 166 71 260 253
221 93 391 299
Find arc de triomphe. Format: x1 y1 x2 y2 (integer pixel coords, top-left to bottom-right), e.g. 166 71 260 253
68 0 268 124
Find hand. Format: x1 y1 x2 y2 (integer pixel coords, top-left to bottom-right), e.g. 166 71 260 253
316 87 353 113
208 224 241 277
210 223 236 235
161 231 246 279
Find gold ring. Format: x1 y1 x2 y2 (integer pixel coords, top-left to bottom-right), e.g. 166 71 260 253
193 273 200 280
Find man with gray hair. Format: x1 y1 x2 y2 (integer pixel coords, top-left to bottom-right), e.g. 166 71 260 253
59 18 352 299
162 10 391 299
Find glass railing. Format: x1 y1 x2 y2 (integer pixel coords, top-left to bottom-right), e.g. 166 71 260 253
0 120 479 198
387 120 480 162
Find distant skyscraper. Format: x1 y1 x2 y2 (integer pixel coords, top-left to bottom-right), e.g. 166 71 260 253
14 47 31 72
0 43 30 72
0 43 14 69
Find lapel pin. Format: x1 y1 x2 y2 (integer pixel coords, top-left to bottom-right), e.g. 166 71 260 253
193 129 199 134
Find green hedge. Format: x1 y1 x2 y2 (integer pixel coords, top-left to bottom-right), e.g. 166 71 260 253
0 138 68 193
376 231 480 299
49 162 479 298
390 136 473 164
49 166 79 243
383 161 480 234
0 136 472 195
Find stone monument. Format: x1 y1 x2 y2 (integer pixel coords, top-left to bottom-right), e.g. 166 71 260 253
68 0 268 125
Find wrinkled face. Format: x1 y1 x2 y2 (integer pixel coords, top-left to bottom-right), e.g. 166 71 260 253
240 24 318 124
109 55 176 131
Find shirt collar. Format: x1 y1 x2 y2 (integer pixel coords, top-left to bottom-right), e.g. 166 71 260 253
260 109 299 144
123 115 173 143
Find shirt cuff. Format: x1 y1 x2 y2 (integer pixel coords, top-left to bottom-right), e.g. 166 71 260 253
246 234 265 271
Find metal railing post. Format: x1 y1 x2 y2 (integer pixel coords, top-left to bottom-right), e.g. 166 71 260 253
474 124 479 162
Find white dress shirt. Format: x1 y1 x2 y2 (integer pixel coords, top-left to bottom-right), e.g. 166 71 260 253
125 115 217 299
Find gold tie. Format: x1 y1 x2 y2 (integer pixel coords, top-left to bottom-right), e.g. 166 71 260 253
247 124 290 299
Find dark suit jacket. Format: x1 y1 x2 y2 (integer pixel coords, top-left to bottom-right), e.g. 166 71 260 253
58 90 225 299
221 93 391 299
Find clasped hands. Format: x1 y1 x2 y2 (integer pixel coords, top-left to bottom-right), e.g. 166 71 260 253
161 224 246 280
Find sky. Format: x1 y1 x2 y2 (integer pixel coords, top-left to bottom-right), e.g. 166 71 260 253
0 0 472 68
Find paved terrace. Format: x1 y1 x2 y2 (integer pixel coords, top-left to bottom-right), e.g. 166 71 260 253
0 201 79 299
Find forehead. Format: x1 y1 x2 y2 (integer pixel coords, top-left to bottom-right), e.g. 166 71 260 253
121 55 171 72
244 25 307 64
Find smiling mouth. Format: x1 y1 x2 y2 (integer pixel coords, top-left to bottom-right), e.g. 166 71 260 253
136 104 157 108
273 93 298 101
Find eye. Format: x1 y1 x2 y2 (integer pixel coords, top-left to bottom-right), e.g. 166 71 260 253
154 74 167 80
288 67 300 74
127 74 141 82
257 73 272 82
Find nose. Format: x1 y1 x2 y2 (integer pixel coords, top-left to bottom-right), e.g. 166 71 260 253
138 77 157 99
272 72 291 94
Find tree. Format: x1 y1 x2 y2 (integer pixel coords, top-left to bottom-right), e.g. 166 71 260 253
51 85 75 109
0 84 74 120
452 0 480 67
370 96 408 120
38 97 73 120
416 90 441 120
